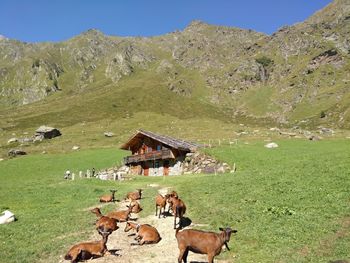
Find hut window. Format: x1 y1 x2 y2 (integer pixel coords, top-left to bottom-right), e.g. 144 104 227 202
154 161 159 168
156 145 161 151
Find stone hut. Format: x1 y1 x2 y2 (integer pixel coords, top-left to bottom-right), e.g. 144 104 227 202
121 129 200 176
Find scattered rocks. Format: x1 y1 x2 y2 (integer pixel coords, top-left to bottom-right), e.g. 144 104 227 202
7 138 18 144
308 135 321 141
182 152 232 174
318 127 334 135
8 149 27 157
104 132 114 137
6 126 62 146
264 142 278 149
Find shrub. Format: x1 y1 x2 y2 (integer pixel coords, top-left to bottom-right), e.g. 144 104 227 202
255 56 274 67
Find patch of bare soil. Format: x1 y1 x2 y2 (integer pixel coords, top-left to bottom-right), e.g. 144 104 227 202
59 189 233 263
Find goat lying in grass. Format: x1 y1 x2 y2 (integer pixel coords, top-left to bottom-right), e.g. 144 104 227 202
124 221 161 245
176 227 237 263
64 233 109 263
90 208 119 235
155 194 169 218
99 189 117 203
168 195 186 229
129 201 143 213
125 189 142 201
105 204 134 222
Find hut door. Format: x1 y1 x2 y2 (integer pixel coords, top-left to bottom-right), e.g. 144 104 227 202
142 162 149 176
163 160 169 176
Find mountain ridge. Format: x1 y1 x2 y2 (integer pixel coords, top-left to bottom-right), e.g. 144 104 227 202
0 0 349 131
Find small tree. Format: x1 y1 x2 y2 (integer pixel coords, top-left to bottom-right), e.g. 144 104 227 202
255 56 274 67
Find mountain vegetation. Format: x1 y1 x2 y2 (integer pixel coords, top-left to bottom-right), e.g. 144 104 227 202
0 0 349 155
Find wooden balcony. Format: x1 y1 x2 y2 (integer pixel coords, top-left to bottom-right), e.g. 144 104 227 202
124 149 173 164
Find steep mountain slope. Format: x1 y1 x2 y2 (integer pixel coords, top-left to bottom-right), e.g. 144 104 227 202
0 0 349 131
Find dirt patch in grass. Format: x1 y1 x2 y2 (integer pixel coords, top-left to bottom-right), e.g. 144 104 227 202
60 189 234 263
317 217 350 257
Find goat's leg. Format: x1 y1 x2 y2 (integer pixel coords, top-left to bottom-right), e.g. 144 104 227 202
207 253 215 263
177 247 188 263
155 205 158 216
174 215 177 229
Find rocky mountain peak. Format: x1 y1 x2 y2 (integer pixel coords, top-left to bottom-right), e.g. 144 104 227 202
82 28 105 36
304 0 350 25
184 20 211 31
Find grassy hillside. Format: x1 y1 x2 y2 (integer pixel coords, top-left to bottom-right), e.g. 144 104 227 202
1 139 349 262
1 1 350 133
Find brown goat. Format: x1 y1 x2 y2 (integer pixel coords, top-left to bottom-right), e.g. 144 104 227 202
99 190 117 203
176 227 236 263
125 189 142 201
155 194 169 218
105 204 134 222
64 233 109 263
130 201 143 213
169 190 178 198
90 207 119 235
124 221 161 245
168 195 186 229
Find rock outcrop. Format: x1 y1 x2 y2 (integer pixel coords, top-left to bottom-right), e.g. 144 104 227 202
182 152 233 174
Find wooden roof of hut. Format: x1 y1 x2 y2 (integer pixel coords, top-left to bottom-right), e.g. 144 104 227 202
120 129 200 152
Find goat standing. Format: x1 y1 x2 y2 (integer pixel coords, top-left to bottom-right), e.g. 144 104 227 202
155 194 169 218
168 195 186 229
176 227 237 263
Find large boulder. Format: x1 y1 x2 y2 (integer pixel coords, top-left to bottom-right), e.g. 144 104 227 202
35 126 61 139
8 149 27 157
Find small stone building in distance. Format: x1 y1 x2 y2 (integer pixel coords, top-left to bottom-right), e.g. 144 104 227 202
121 130 200 176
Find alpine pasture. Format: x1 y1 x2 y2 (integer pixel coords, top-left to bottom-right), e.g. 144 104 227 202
0 139 349 262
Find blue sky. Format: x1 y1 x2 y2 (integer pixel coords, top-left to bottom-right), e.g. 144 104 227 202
0 0 333 43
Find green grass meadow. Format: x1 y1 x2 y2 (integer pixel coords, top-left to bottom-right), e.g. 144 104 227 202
0 139 349 262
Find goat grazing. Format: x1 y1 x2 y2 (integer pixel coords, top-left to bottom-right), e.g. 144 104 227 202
125 189 142 201
168 195 186 229
155 194 169 218
99 189 117 203
64 233 109 263
124 221 161 245
90 208 119 235
105 204 134 222
176 227 237 263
